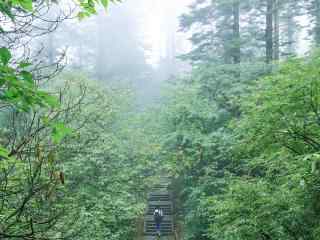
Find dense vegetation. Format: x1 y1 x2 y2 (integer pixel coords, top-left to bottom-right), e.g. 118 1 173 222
1 0 320 240
152 1 320 240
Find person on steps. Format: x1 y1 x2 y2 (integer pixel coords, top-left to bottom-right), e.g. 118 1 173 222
153 206 163 236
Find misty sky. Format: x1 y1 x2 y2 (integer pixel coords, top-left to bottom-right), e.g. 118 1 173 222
140 0 193 64
128 0 310 63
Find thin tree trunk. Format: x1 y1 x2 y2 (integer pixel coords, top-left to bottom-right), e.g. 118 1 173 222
96 13 108 81
232 0 241 64
273 0 280 61
78 42 83 69
47 33 55 65
266 0 273 63
315 0 320 45
286 6 295 55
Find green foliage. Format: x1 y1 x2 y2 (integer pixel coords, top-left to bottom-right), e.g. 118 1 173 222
51 122 73 144
0 50 59 111
77 0 122 19
0 0 150 239
47 73 150 240
148 48 320 240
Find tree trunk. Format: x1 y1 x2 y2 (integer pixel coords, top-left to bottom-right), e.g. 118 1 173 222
95 13 109 81
266 0 273 63
315 0 320 45
273 0 280 61
47 33 55 65
232 0 241 64
286 5 295 55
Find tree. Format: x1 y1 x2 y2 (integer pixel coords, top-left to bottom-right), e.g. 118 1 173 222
266 0 274 63
180 0 243 64
314 0 320 45
0 0 123 239
282 0 301 55
232 0 241 64
273 0 280 61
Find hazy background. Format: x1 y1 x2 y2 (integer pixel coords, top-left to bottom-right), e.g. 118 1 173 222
33 0 194 106
34 0 311 106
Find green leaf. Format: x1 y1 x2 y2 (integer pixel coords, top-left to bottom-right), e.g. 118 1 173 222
19 62 32 68
37 91 59 108
52 122 73 144
20 70 33 83
0 146 10 159
0 47 12 65
100 0 109 8
17 0 33 11
0 2 15 20
43 94 59 108
78 11 90 20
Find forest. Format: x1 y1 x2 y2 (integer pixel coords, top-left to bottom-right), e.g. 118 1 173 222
1 0 320 240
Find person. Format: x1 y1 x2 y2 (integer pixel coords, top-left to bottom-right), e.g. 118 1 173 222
153 206 163 236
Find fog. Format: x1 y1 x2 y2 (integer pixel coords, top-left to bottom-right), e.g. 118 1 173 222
28 0 193 107
29 0 312 108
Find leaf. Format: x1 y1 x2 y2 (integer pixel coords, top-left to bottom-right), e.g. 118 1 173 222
20 70 33 83
0 146 10 159
17 0 33 11
52 122 73 144
100 0 109 8
19 61 32 68
44 94 59 108
0 2 15 20
0 47 11 65
78 11 89 20
48 151 55 164
37 91 59 108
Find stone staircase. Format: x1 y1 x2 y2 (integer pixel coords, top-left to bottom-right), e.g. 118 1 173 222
144 178 174 240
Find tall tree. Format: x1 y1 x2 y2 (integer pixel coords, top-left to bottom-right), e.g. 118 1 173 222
282 1 298 55
232 0 241 64
315 0 320 45
305 0 320 45
180 0 243 64
266 0 274 63
273 0 280 60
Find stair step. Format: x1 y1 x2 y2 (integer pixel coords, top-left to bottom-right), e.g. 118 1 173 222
148 195 170 201
146 222 172 226
148 197 170 201
144 177 174 237
145 215 172 221
144 233 172 236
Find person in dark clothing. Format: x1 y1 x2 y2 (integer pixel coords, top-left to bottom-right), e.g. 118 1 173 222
153 206 164 236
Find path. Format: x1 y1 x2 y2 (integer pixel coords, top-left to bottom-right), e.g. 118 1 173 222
144 177 174 240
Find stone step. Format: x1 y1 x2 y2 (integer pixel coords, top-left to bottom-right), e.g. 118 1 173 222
149 194 170 197
148 195 170 201
145 215 173 221
151 184 169 189
145 225 173 235
145 219 172 224
145 224 173 229
144 232 172 236
148 193 170 197
145 231 173 235
144 176 174 237
145 221 173 228
148 200 172 205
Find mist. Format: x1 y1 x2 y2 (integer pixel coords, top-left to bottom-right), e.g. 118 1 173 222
30 0 193 107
